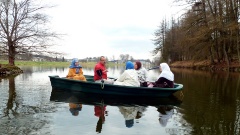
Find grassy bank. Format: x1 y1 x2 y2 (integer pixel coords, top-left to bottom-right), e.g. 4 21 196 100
0 60 70 66
0 60 124 67
0 60 125 77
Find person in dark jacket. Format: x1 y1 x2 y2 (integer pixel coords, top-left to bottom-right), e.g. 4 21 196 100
148 63 174 88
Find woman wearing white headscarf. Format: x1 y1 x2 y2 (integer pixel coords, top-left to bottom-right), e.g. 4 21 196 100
148 63 174 88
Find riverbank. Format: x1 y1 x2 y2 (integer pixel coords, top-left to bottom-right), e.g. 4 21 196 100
0 64 23 76
1 60 240 77
0 60 123 67
170 60 240 72
0 60 124 77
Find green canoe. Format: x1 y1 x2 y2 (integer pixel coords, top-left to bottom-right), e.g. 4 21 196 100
49 75 183 97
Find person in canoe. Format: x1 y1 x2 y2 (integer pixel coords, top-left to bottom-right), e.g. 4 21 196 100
114 61 140 87
66 58 87 81
134 61 149 87
94 56 114 84
148 63 174 88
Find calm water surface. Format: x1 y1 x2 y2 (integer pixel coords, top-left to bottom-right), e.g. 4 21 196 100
0 66 240 135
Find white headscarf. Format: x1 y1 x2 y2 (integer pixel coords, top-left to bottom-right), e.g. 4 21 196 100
158 63 174 81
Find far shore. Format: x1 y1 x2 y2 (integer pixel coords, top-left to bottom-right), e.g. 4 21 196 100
1 60 240 77
170 60 240 72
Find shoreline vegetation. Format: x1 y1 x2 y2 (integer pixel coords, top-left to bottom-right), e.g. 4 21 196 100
1 60 240 77
170 60 240 72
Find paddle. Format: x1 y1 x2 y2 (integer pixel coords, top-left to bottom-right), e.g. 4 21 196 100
147 66 159 71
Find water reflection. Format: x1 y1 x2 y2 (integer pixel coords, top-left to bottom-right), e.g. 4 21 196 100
5 76 17 118
1 66 240 135
94 104 107 133
50 89 182 133
68 96 82 116
157 106 174 127
50 89 182 107
118 106 147 128
0 74 56 135
172 68 240 135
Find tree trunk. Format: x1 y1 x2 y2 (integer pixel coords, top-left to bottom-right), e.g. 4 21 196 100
209 46 215 64
237 33 240 64
223 39 230 70
8 41 15 66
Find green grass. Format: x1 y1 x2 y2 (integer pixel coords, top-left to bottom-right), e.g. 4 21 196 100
0 60 124 67
0 60 69 66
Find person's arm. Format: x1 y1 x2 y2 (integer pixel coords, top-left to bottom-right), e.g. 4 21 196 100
66 68 75 78
116 71 127 82
152 77 165 87
94 64 102 77
143 68 149 82
95 65 101 72
79 68 84 75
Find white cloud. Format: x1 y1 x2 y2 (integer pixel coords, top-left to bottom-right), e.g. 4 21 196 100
45 0 181 60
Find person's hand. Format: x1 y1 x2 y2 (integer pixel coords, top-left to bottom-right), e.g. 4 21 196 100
148 83 153 88
103 70 108 72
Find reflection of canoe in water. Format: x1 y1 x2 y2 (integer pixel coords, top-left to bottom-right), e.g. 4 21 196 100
50 89 182 106
49 75 184 97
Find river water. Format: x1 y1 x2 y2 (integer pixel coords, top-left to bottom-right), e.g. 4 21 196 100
0 66 240 135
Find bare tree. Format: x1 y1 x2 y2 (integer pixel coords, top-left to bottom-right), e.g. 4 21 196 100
119 54 131 62
0 0 60 65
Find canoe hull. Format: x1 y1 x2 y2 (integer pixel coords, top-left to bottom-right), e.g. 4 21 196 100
49 75 183 97
50 90 183 106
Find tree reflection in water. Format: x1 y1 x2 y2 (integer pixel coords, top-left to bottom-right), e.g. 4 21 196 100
0 75 56 135
5 76 18 118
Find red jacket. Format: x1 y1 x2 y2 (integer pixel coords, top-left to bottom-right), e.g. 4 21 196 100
94 62 107 81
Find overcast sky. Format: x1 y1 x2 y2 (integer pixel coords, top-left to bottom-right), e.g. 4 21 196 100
46 0 185 60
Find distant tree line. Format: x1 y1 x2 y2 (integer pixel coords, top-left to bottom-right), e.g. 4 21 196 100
0 53 151 63
80 54 151 63
153 0 240 67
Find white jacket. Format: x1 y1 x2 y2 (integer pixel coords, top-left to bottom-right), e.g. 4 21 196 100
136 67 149 83
114 69 140 87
